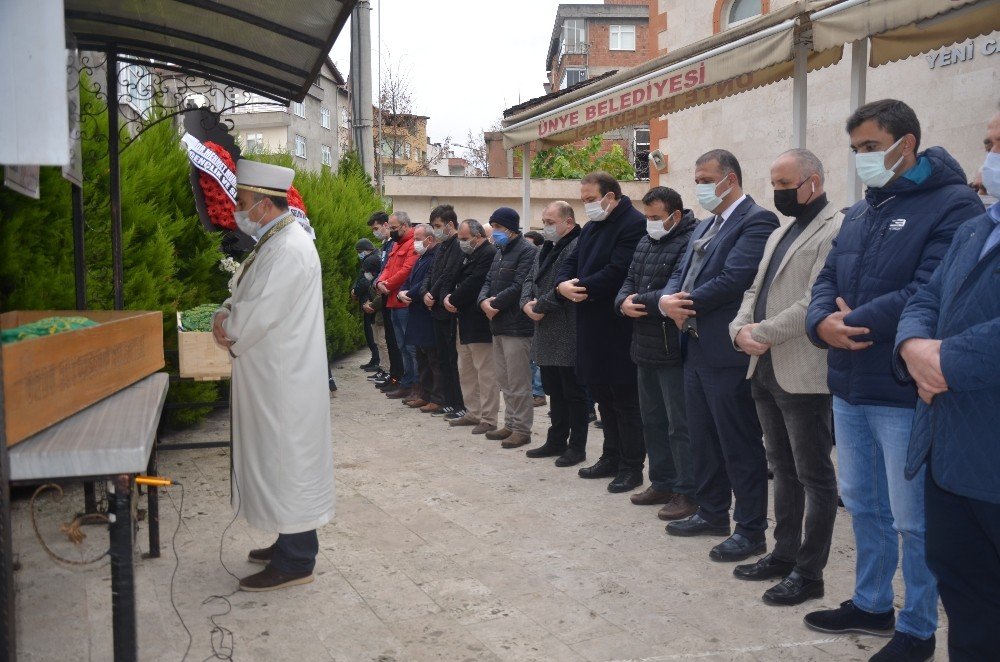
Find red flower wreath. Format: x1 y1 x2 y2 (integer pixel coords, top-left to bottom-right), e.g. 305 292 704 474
287 186 308 217
198 141 237 231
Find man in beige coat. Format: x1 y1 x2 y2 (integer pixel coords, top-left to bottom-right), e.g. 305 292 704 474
728 149 841 607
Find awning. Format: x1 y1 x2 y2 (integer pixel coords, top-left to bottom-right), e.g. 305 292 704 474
812 0 1000 67
502 0 842 150
65 0 357 103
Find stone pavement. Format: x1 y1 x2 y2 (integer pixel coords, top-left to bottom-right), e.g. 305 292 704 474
11 352 947 661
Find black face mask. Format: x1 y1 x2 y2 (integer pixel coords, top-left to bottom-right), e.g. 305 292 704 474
773 180 813 217
389 229 401 241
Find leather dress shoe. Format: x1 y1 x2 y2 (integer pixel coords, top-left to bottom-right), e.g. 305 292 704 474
577 457 618 479
471 423 497 435
501 432 531 449
709 533 766 562
630 486 674 506
485 427 512 440
665 513 731 537
607 469 643 493
525 443 566 458
404 398 427 407
419 402 443 414
657 494 698 521
554 449 585 467
247 544 274 566
386 387 411 399
449 415 479 427
734 553 795 581
762 570 824 606
239 566 314 592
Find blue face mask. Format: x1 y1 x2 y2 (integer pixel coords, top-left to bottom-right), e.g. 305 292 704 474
491 230 510 248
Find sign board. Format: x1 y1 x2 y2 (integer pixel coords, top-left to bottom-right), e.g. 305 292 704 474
3 165 40 199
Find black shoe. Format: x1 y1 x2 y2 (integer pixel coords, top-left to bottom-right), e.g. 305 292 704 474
762 571 824 606
431 406 454 418
328 377 338 392
367 370 387 381
444 408 466 420
594 420 603 429
376 377 400 391
360 361 379 371
709 533 766 562
554 449 586 467
607 469 643 493
665 513 731 538
870 632 935 662
734 553 795 581
577 457 617 479
526 443 567 458
803 599 895 637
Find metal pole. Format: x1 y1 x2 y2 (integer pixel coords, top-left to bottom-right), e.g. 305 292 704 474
522 146 531 226
109 474 137 661
0 351 15 661
351 0 375 182
107 52 124 310
791 42 808 149
848 39 868 205
72 184 86 309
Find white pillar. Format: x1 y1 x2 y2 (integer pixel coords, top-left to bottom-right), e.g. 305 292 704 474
521 146 531 226
791 42 808 149
847 39 868 205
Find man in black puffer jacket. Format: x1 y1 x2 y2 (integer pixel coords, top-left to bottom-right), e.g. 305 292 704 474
615 187 698 522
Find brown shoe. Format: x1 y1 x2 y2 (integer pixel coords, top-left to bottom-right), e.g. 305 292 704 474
239 566 314 592
485 427 512 440
501 432 531 448
405 398 428 408
658 494 698 521
420 402 443 414
247 544 274 566
471 423 497 435
386 387 412 399
533 396 547 407
449 415 479 427
630 486 675 506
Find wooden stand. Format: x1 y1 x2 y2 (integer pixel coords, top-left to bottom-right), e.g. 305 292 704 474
176 312 231 381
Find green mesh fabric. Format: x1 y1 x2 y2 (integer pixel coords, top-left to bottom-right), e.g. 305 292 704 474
179 303 221 332
1 316 98 344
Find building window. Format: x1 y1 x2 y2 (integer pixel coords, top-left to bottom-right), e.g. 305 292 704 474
560 68 588 89
340 108 350 127
291 100 305 117
634 127 650 180
118 63 152 117
294 134 307 158
728 0 762 26
321 144 332 166
610 25 636 51
562 19 587 54
320 107 331 129
245 133 264 153
404 143 412 159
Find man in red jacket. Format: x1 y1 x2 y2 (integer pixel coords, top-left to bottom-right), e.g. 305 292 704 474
376 212 419 397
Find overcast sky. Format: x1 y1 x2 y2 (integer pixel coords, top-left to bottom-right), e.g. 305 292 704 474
330 0 606 156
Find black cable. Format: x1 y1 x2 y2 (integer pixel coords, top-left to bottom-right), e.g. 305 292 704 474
168 482 194 661
199 458 243 661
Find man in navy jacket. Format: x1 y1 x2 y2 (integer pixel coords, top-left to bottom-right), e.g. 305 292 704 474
805 99 983 661
894 109 1000 661
658 149 778 563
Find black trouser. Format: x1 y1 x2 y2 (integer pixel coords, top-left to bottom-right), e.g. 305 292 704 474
361 306 378 363
589 381 644 472
751 354 837 580
415 345 442 404
540 365 589 452
433 317 464 410
684 339 767 539
381 307 403 379
270 530 318 574
926 470 1000 661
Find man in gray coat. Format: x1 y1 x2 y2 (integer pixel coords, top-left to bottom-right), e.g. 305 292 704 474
521 201 587 466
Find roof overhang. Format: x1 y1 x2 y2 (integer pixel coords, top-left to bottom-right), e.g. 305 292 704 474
66 0 357 103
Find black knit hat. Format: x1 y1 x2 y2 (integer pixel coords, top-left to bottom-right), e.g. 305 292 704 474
489 207 520 233
355 238 376 251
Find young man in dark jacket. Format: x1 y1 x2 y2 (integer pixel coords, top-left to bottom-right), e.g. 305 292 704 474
478 207 537 449
353 237 381 370
894 110 1000 661
615 186 697 521
445 220 499 435
421 204 466 418
557 171 646 493
521 201 586 466
805 99 984 661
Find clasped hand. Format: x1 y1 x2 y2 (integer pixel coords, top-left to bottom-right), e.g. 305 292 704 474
658 292 695 329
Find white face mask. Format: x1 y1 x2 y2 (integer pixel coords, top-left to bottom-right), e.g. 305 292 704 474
234 199 265 237
695 178 732 213
414 240 426 255
646 214 676 241
431 226 446 241
980 151 1000 198
584 194 610 222
541 223 560 242
855 137 905 188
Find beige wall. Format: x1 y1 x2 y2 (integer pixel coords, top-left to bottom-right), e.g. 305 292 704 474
652 2 998 215
384 176 651 230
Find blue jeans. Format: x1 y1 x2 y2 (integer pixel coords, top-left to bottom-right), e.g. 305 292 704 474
531 361 544 398
833 397 937 639
390 308 418 387
636 364 693 495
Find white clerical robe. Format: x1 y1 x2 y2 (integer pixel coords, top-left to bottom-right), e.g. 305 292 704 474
219 220 334 534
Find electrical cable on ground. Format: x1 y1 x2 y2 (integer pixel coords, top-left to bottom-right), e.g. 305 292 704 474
29 483 109 566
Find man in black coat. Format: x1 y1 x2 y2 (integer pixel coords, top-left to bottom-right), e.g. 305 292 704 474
615 186 698 521
444 219 500 435
353 237 381 370
557 170 646 494
659 149 778 563
421 204 466 418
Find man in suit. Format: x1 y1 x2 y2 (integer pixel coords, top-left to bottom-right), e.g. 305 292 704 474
557 171 647 493
728 149 842 606
658 149 778 562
